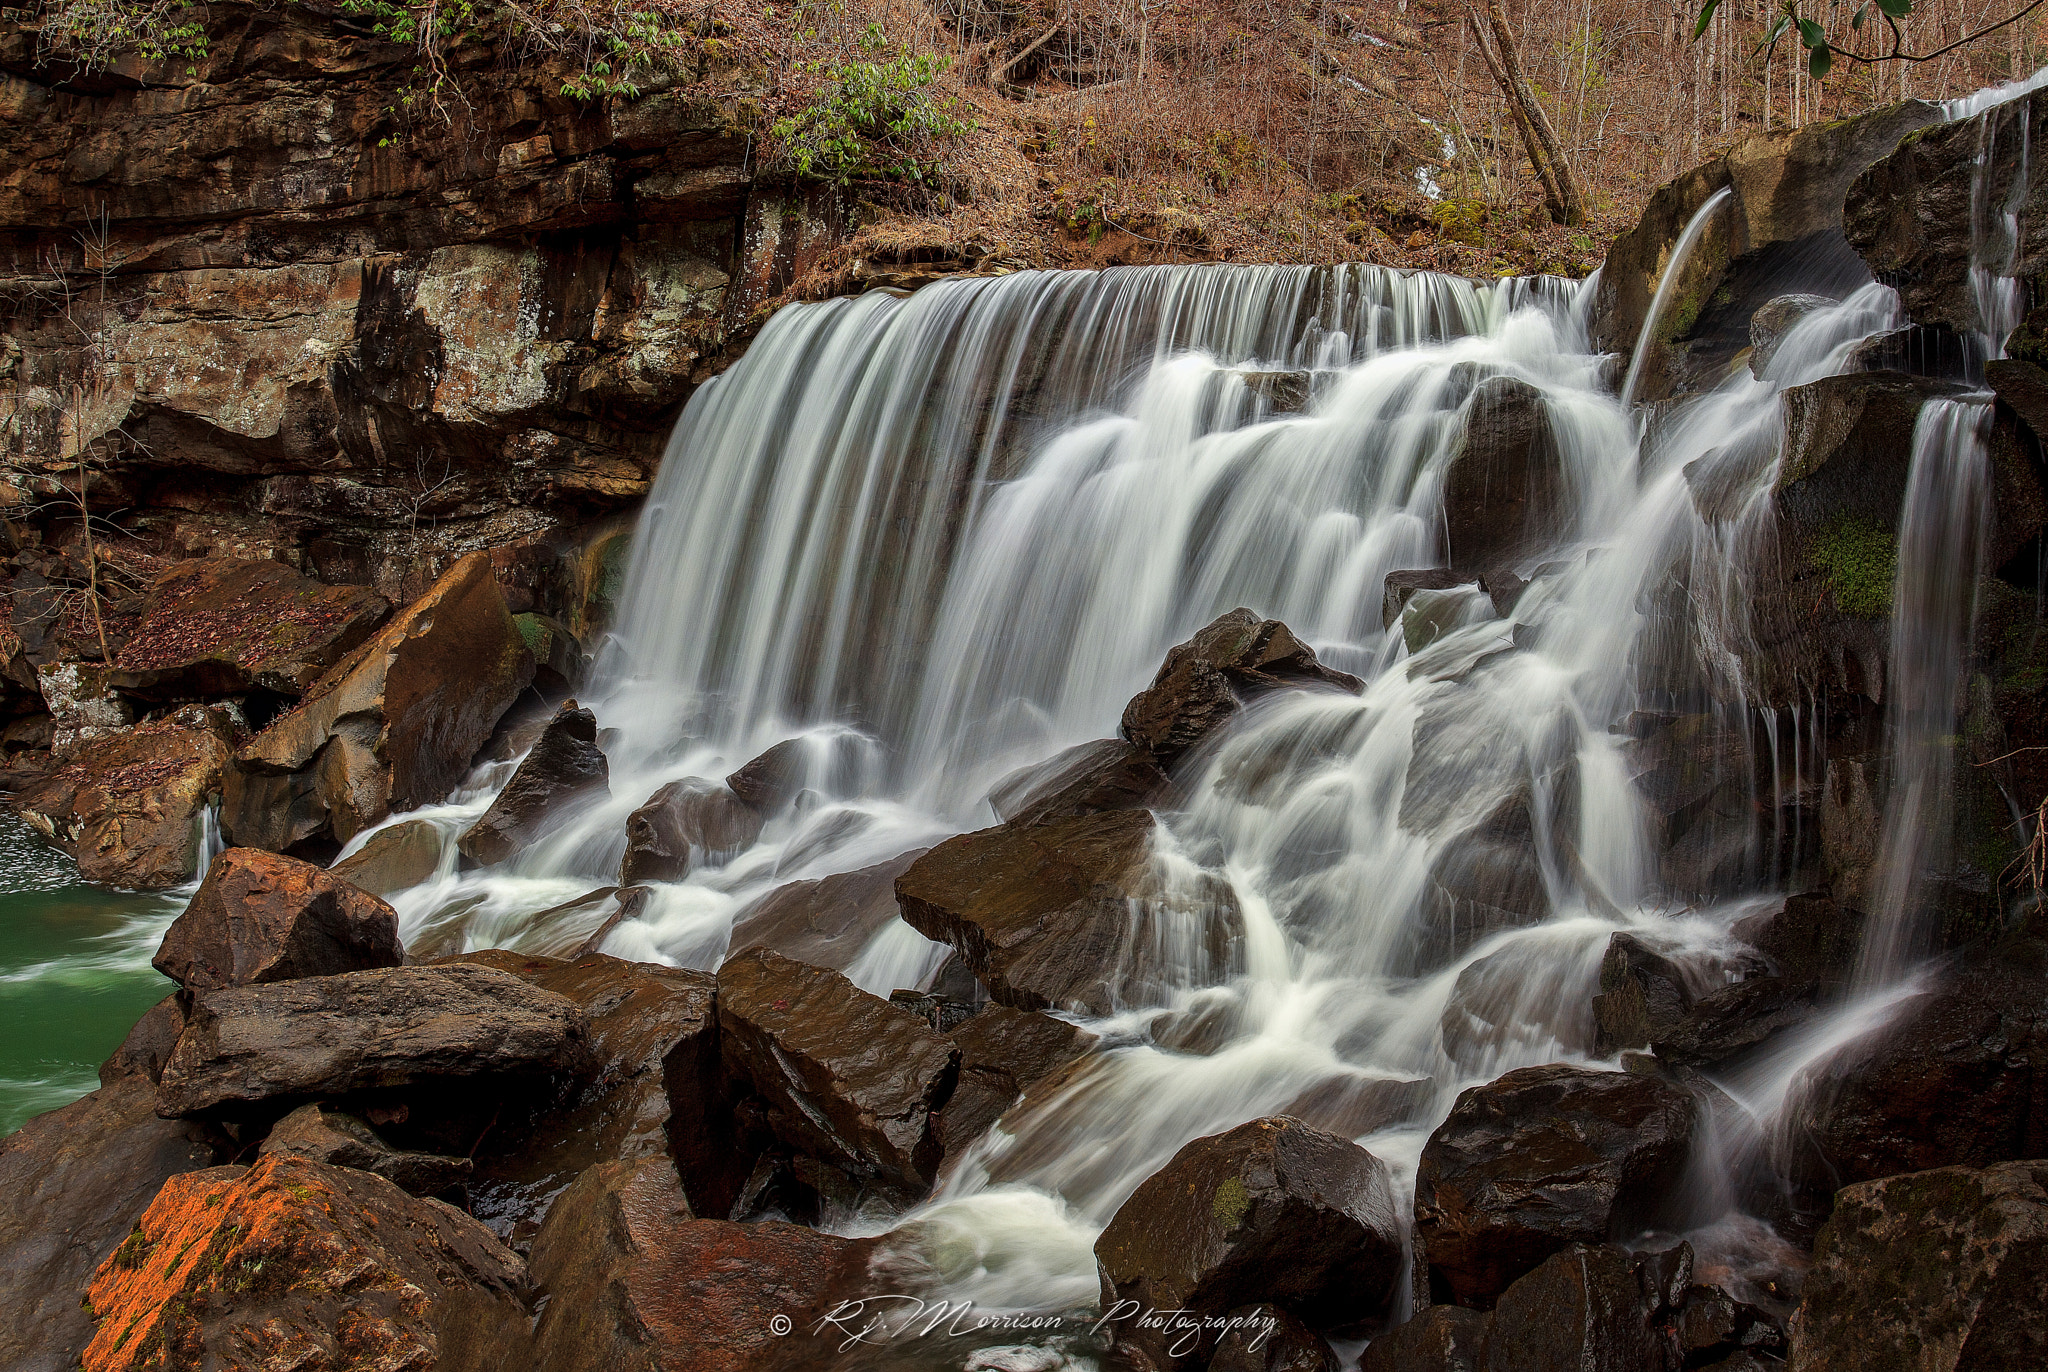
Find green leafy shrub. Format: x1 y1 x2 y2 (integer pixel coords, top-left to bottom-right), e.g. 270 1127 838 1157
769 27 971 186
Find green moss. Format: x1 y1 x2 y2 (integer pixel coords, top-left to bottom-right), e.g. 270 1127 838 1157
1807 518 1898 618
1211 1177 1251 1231
512 613 549 655
109 1226 152 1271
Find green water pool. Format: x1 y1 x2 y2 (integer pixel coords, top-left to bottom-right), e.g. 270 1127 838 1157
0 817 181 1136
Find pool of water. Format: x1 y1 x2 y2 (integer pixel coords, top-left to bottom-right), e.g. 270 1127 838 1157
0 817 182 1136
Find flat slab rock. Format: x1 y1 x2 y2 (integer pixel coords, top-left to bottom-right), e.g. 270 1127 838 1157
153 846 401 992
1095 1116 1403 1371
80 1153 530 1372
155 962 589 1116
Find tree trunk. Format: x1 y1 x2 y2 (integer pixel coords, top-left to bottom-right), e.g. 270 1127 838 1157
1467 1 1585 226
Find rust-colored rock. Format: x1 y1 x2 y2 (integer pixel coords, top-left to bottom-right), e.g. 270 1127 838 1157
1414 1064 1697 1308
717 948 958 1199
12 705 233 888
727 849 928 971
107 556 389 699
618 777 761 884
257 1101 473 1195
1095 1116 1403 1371
937 1003 1096 1161
1120 609 1363 765
330 816 444 895
459 700 610 867
987 737 1171 827
724 737 808 811
151 846 401 992
97 995 187 1088
225 551 533 850
81 1154 530 1372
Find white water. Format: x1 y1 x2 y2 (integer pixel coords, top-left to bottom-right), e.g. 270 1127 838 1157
327 81 2039 1326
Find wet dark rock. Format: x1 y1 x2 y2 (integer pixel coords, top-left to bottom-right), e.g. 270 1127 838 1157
1444 376 1565 578
1207 1304 1338 1372
105 556 390 700
0 1076 218 1372
1479 570 1528 617
1095 1116 1403 1371
258 1101 473 1195
717 948 958 1199
80 1153 530 1372
1415 1064 1698 1308
1988 357 2048 441
1361 1303 1490 1372
618 777 761 884
897 808 1242 1014
330 817 443 896
1653 975 1814 1067
1242 369 1313 412
1383 569 1471 630
1747 293 1837 378
443 949 718 1244
1416 792 1551 972
459 700 610 867
1730 891 1864 991
528 1157 880 1372
98 995 188 1087
937 1003 1097 1160
1592 932 1695 1055
887 988 979 1034
12 705 235 889
155 962 589 1117
1276 1073 1434 1139
1120 609 1363 765
725 737 807 811
152 847 402 993
1476 1244 1675 1372
987 737 1171 827
1789 1159 2048 1371
226 552 535 851
727 850 929 971
1792 955 2047 1191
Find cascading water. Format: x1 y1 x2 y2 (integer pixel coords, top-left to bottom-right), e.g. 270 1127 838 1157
322 74 2042 1348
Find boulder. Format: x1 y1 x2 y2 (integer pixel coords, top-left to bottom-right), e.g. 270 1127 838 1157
258 1102 473 1195
151 847 402 993
1652 976 1813 1067
34 662 134 760
1413 792 1551 973
1208 1304 1338 1372
330 817 444 895
106 556 389 700
1792 957 2047 1191
725 737 808 811
80 1154 531 1372
1415 1065 1697 1307
1476 1244 1674 1372
11 705 233 888
1094 1117 1403 1371
716 949 958 1199
937 1003 1097 1159
0 1077 217 1372
98 996 188 1087
445 949 719 1244
618 777 761 885
1730 891 1863 991
727 849 929 971
1361 1304 1490 1372
527 1157 880 1372
989 737 1173 827
1747 293 1837 378
1591 932 1695 1055
155 963 589 1116
1443 376 1565 578
1383 569 1470 630
225 551 534 851
896 808 1242 1014
1789 1160 2048 1371
1120 609 1363 765
459 700 610 866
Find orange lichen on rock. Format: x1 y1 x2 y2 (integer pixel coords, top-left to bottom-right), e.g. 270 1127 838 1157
82 1153 529 1372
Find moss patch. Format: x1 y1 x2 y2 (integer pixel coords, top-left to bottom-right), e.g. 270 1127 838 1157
1808 518 1898 618
1211 1177 1251 1231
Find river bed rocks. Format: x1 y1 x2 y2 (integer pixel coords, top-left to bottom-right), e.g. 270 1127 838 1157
152 846 402 992
459 699 610 866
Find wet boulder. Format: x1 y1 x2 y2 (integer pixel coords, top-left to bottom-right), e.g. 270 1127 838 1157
1361 1304 1490 1372
1730 891 1864 991
11 705 233 889
1413 791 1551 973
459 700 610 867
1414 1064 1697 1308
105 556 389 700
1592 933 1695 1055
154 963 589 1117
1652 976 1813 1068
1476 1244 1675 1372
98 995 187 1087
724 737 807 811
618 777 761 884
716 949 958 1200
1095 1116 1403 1371
987 737 1171 827
1208 1304 1339 1372
80 1154 530 1372
0 1076 217 1372
1443 376 1566 579
330 816 443 895
1791 955 2047 1191
937 1003 1097 1159
151 847 402 993
444 949 718 1245
528 1157 880 1372
225 551 534 851
1747 293 1837 378
258 1102 473 1196
727 849 929 971
1120 608 1362 765
896 808 1243 1014
1789 1159 2048 1371
1383 569 1470 630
